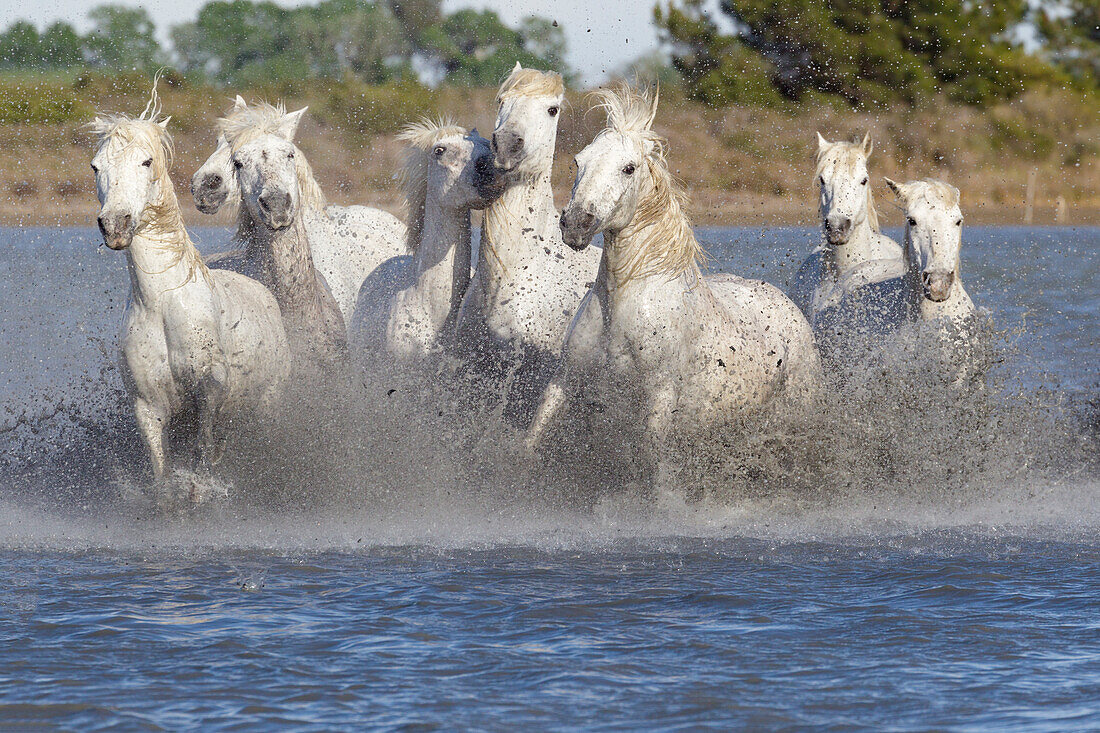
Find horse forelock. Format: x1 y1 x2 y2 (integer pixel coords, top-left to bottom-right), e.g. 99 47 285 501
219 100 287 148
397 117 465 251
496 66 564 102
904 179 961 212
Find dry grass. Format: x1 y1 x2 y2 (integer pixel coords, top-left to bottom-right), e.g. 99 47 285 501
0 76 1095 227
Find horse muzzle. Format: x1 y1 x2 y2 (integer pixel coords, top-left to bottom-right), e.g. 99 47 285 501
491 130 525 172
97 212 134 250
922 271 955 302
192 175 228 214
824 216 852 245
473 152 506 203
559 208 597 251
257 190 294 230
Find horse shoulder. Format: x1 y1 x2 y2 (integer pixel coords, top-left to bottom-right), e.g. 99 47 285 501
210 270 290 358
561 285 607 369
870 231 904 262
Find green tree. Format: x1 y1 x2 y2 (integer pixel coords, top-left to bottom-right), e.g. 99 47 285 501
86 5 162 70
656 0 1043 107
1036 0 1100 90
388 0 443 47
172 1 304 84
173 0 410 85
40 22 84 68
0 21 42 68
420 9 570 85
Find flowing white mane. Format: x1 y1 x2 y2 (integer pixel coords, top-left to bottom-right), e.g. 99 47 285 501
594 83 705 284
397 117 465 252
815 139 881 232
218 100 327 211
90 82 210 287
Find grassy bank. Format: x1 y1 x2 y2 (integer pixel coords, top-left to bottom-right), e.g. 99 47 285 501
0 72 1095 227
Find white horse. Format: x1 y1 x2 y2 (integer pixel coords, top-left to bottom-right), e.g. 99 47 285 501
527 84 819 459
884 178 977 324
454 64 602 414
192 96 407 322
215 102 348 368
351 120 503 357
91 103 289 485
790 133 904 330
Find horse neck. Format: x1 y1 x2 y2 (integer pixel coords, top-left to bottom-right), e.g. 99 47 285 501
125 189 208 307
599 186 704 308
479 170 556 275
821 214 877 279
411 197 472 323
245 212 325 315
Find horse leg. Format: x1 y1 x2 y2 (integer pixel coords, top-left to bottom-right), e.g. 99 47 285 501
644 383 678 490
134 399 169 482
525 376 569 455
196 372 229 471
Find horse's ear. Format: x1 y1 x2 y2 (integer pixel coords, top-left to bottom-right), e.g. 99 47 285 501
645 87 659 131
513 61 523 72
278 107 308 141
884 177 905 200
233 95 247 111
816 131 830 152
861 131 873 157
947 183 961 207
157 116 171 129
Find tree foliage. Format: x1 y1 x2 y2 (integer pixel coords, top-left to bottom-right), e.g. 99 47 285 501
1035 0 1100 90
655 0 1062 108
417 10 570 85
85 5 162 70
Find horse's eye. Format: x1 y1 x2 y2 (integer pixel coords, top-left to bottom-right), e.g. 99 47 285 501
90 164 98 173
907 217 917 226
622 164 636 176
860 177 868 185
434 145 446 157
548 106 559 117
955 219 963 226
819 175 825 185
233 159 243 170
287 150 294 159
141 158 153 168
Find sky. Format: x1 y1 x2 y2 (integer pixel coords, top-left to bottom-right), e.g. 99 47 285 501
0 0 663 85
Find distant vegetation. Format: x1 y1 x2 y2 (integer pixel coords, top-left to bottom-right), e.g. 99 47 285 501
0 1 1093 225
0 1 571 86
654 0 1099 108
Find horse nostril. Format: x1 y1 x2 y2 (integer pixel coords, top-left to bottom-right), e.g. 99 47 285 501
836 217 851 233
282 192 291 210
119 214 131 231
207 174 222 188
579 211 595 229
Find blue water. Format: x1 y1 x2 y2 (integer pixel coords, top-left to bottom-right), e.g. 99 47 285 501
1 226 1099 729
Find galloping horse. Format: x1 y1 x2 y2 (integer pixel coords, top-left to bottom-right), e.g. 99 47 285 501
91 99 289 487
527 84 820 464
192 96 406 323
351 120 503 358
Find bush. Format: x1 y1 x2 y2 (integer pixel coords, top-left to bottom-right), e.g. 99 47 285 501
318 79 439 138
0 78 91 124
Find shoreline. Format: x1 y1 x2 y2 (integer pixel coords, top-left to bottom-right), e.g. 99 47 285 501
2 196 1094 229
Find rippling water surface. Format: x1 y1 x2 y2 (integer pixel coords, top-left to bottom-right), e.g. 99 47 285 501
1 225 1099 729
